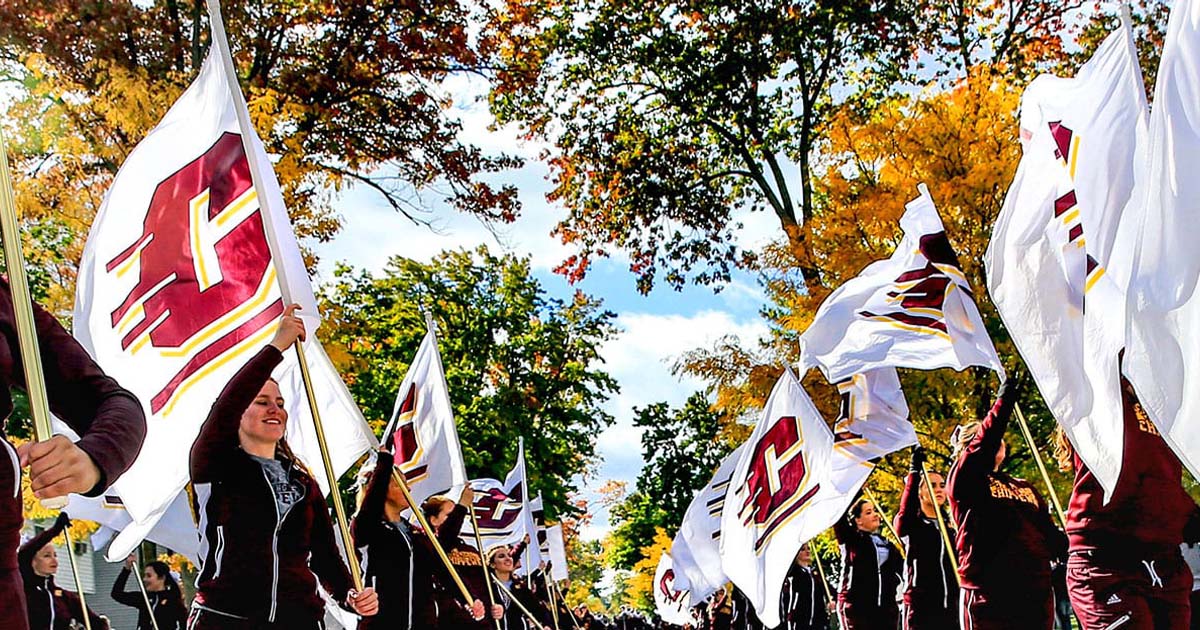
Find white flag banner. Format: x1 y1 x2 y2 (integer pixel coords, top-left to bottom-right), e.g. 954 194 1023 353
72 34 320 522
381 326 468 504
547 524 569 582
828 368 916 492
70 491 202 566
720 367 834 628
464 439 538 564
531 493 551 563
653 551 696 627
800 186 1004 383
670 444 744 605
987 19 1146 497
64 340 376 560
1122 0 1200 480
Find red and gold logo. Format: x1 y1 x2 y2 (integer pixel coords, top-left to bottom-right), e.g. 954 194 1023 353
737 415 820 553
390 384 429 483
658 568 686 605
859 232 966 339
106 132 282 415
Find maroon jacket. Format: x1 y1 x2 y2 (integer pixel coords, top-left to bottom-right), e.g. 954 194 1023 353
19 516 109 630
947 379 1066 594
894 471 957 611
1067 379 1200 555
832 514 903 611
0 282 146 574
189 345 353 622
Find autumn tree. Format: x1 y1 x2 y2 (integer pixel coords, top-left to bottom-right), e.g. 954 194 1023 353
0 0 523 312
317 246 619 516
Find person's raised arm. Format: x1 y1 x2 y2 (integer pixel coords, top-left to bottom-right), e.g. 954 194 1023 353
351 450 393 548
948 377 1022 502
109 555 143 607
895 447 926 537
18 511 69 571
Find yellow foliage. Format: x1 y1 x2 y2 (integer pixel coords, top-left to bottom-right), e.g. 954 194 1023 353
627 527 672 612
12 435 99 543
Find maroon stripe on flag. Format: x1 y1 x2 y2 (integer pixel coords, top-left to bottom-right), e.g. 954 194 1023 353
1055 190 1077 217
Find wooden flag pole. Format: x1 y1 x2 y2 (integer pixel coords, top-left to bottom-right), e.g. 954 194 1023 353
390 469 476 607
545 569 561 630
495 579 548 630
0 128 65 509
1013 404 1068 529
466 497 503 630
131 552 162 630
811 545 834 603
557 581 583 630
63 527 92 630
919 463 962 586
206 0 365 591
864 488 906 559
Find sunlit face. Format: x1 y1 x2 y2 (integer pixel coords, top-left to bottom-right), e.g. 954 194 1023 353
795 544 812 566
490 548 515 574
386 474 411 512
31 544 57 577
239 380 287 446
144 566 166 592
919 472 947 507
854 503 881 532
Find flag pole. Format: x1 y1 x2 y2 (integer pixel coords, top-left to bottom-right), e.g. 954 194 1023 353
465 497 503 630
390 469 477 606
1013 404 1068 529
864 487 906 559
495 579 549 630
811 544 834 603
63 527 92 630
919 462 962 586
545 568 561 630
558 582 583 630
132 552 162 630
205 0 363 591
0 128 66 509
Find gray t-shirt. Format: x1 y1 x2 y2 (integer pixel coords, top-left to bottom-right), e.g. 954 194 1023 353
251 455 304 518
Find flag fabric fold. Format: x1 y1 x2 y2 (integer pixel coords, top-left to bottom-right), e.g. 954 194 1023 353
800 187 1004 383
546 524 569 582
986 18 1146 497
670 444 744 605
653 551 697 626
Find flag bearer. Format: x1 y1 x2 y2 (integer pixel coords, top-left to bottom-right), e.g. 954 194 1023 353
833 498 903 629
894 446 958 629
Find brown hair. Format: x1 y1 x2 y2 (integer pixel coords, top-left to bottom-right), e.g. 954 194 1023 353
951 421 982 459
421 496 455 523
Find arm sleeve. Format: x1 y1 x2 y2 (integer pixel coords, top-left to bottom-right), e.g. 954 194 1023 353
833 511 855 544
948 378 1021 504
109 566 144 607
894 472 922 538
307 479 354 608
351 451 392 549
439 503 469 549
18 515 67 570
1184 505 1200 544
189 346 283 483
13 288 147 496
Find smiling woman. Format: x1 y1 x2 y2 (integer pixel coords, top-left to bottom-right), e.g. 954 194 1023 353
185 305 379 629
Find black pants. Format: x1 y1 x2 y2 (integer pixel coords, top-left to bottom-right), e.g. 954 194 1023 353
187 606 326 630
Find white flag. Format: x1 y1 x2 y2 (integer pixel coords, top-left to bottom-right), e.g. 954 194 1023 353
547 524 569 582
72 36 319 521
71 491 202 566
531 493 552 563
671 444 744 605
66 340 377 559
381 326 468 504
986 19 1146 497
800 186 1004 383
720 367 834 628
464 439 538 567
828 368 916 492
653 551 696 627
1122 0 1200 480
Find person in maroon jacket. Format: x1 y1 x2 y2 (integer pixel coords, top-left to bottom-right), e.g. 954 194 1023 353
834 497 903 629
947 376 1066 630
0 282 147 630
427 493 492 629
185 305 377 628
19 512 109 630
895 446 958 630
1058 376 1200 630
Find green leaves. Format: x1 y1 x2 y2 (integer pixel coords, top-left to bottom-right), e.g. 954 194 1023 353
318 246 619 518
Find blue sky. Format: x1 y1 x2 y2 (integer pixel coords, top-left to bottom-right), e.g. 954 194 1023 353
311 75 777 539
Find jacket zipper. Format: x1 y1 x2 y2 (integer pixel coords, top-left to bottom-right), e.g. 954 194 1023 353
937 518 949 609
213 526 225 579
45 578 54 628
874 535 883 607
261 466 282 622
399 524 414 629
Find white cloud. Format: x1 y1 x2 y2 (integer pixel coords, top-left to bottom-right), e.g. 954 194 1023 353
578 310 769 540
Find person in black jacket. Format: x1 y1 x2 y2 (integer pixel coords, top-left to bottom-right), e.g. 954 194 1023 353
111 555 187 630
185 306 377 628
780 543 829 630
351 449 482 630
834 497 903 629
488 545 551 630
19 512 109 630
895 446 958 629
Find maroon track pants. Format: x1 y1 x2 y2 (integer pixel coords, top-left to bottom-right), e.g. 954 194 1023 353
903 601 959 630
960 587 1053 630
1066 549 1191 630
837 600 900 630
